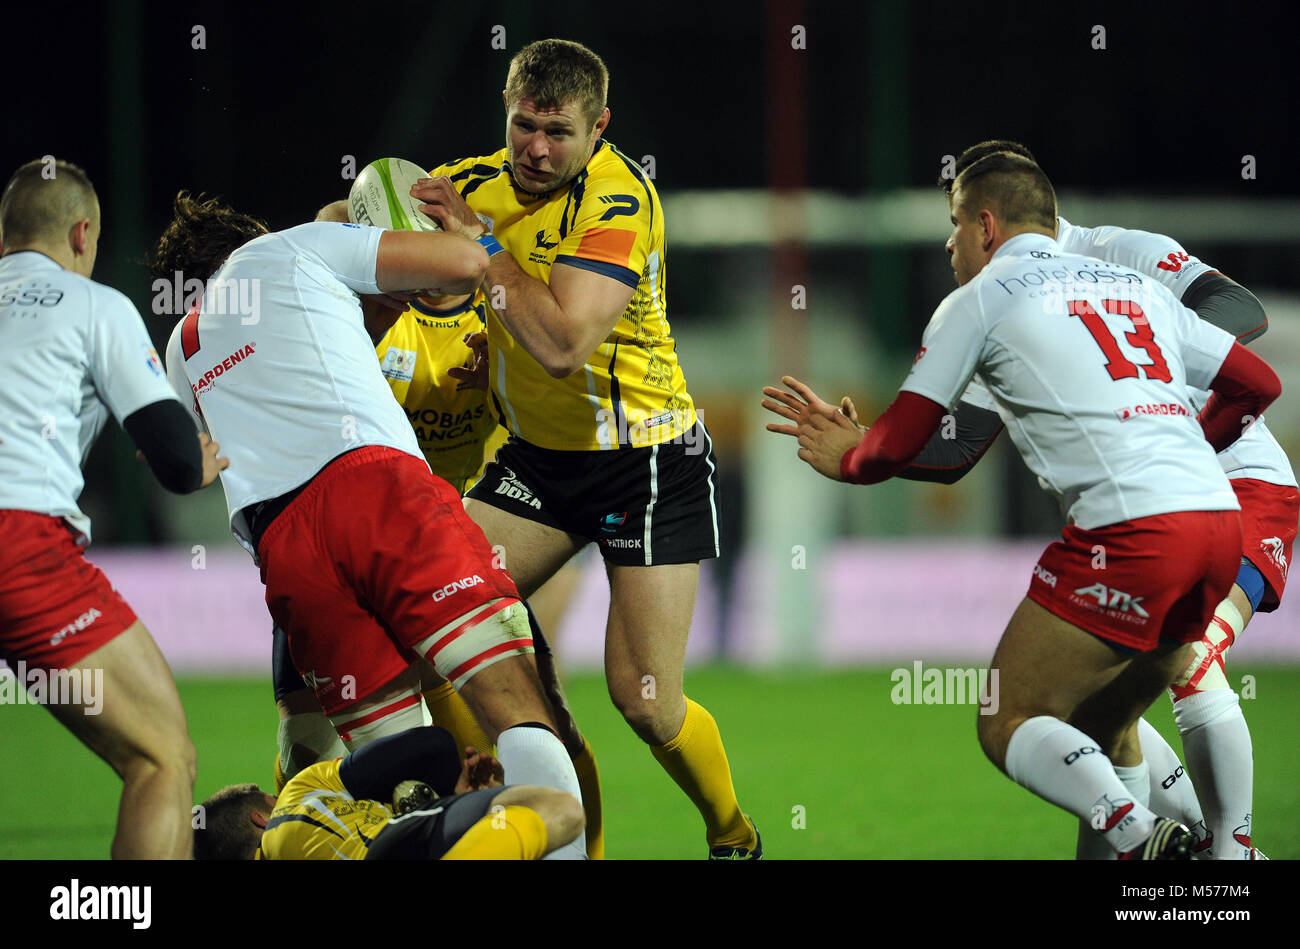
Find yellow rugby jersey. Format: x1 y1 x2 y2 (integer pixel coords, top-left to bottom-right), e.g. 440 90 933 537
430 141 695 451
255 759 391 860
375 292 509 493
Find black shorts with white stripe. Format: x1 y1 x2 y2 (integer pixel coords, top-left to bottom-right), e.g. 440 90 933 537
466 422 721 567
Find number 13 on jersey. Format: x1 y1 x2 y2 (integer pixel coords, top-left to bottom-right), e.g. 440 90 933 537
1068 298 1172 383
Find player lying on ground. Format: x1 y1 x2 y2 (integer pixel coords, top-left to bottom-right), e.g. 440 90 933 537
0 159 227 858
149 192 587 858
194 726 583 859
834 139 1291 860
410 38 759 859
268 199 604 857
765 152 1281 858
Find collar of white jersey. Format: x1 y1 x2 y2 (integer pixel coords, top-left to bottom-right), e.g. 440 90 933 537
991 231 1061 262
0 249 62 271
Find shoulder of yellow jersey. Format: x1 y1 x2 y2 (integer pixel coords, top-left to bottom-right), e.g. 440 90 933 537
277 758 346 807
549 141 661 290
587 140 655 190
428 150 510 188
578 141 660 218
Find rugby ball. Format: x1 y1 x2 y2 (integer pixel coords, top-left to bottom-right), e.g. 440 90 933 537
348 157 441 231
392 779 436 815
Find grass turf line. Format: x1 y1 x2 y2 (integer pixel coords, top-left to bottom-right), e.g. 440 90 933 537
1 667 1296 859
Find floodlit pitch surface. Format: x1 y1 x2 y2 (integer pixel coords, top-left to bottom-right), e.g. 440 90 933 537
2 667 1297 859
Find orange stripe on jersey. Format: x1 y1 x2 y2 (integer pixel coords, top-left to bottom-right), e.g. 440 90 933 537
575 227 637 268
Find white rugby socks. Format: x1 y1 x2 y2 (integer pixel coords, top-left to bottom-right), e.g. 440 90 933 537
497 724 586 860
1137 717 1209 848
1075 757 1152 860
1175 689 1253 859
1006 716 1157 855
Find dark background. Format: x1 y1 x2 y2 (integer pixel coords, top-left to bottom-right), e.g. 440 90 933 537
6 0 1297 542
11 2 1293 208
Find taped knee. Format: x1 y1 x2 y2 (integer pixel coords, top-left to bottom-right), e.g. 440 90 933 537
415 598 534 690
1172 599 1245 695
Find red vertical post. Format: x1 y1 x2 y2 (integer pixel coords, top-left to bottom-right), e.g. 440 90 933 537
766 0 808 381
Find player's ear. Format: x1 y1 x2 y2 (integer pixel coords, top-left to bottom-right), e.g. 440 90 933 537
251 810 270 830
592 107 610 140
69 219 90 258
979 209 996 251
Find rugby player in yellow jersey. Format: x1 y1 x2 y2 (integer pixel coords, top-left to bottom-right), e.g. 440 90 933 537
413 39 758 858
195 726 583 860
270 201 604 859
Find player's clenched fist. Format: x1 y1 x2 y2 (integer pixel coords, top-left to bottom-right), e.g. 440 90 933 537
411 176 487 240
762 375 865 482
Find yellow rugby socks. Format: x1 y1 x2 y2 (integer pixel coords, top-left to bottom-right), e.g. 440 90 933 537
571 740 605 859
441 805 548 860
423 681 494 756
651 697 755 849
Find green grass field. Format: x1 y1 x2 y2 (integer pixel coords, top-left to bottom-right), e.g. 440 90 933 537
2 666 1298 859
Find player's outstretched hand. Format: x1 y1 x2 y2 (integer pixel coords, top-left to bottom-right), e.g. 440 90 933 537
456 746 506 793
762 375 865 437
762 376 864 482
797 411 864 481
411 176 487 240
448 331 489 391
198 432 230 488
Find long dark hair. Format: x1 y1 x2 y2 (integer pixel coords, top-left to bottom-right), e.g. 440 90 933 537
148 191 268 289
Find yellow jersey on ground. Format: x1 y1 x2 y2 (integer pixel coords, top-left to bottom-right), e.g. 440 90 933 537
375 293 508 493
430 141 695 451
255 759 390 860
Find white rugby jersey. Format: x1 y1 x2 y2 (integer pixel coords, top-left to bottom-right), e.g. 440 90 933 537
164 222 426 557
1054 216 1295 488
1055 217 1214 297
0 251 179 543
907 233 1239 530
